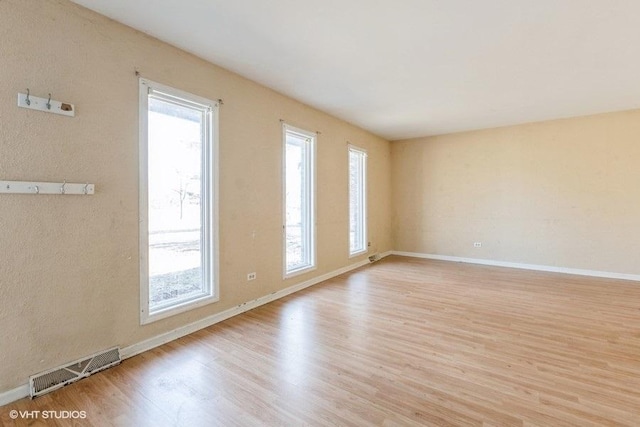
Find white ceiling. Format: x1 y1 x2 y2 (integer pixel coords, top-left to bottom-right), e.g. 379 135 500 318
71 0 640 140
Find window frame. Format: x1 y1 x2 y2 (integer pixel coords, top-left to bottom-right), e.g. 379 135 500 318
348 145 368 257
282 123 317 278
138 78 220 325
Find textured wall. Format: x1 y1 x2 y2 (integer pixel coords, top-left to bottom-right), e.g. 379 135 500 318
0 0 391 392
391 109 640 275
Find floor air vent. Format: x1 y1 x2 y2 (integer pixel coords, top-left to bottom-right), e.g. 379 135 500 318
29 347 121 398
369 254 380 263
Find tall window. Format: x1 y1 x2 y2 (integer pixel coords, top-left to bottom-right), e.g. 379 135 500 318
349 146 367 256
283 124 316 277
139 78 219 324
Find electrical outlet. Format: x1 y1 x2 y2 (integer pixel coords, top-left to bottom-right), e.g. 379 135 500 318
247 272 256 281
474 242 482 248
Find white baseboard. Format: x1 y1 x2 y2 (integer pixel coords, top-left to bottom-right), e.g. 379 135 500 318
392 251 640 282
122 255 385 358
0 250 391 407
0 384 29 407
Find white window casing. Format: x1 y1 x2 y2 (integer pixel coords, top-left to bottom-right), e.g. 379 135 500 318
283 123 317 278
139 78 219 324
349 145 367 257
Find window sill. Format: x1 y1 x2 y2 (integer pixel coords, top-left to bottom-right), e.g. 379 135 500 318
141 293 219 325
284 265 317 280
349 249 368 259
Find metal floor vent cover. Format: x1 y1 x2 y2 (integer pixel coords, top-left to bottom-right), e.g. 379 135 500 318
30 347 121 398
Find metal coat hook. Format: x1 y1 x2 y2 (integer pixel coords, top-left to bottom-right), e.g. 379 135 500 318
60 180 67 194
46 94 52 110
83 183 89 195
25 89 31 106
34 185 39 194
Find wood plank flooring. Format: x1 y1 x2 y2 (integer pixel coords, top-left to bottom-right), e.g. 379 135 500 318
2 256 640 426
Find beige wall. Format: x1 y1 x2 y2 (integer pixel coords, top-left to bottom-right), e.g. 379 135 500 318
0 0 391 391
392 109 640 275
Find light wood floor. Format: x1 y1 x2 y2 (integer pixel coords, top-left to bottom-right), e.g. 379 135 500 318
2 256 640 426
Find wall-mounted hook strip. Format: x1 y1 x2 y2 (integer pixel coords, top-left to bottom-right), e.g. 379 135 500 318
17 92 75 117
0 180 95 195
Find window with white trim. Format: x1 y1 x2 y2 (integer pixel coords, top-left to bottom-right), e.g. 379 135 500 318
349 146 367 256
139 78 219 324
283 124 316 277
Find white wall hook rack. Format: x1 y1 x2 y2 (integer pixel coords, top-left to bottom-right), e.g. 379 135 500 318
0 180 95 195
17 90 75 117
